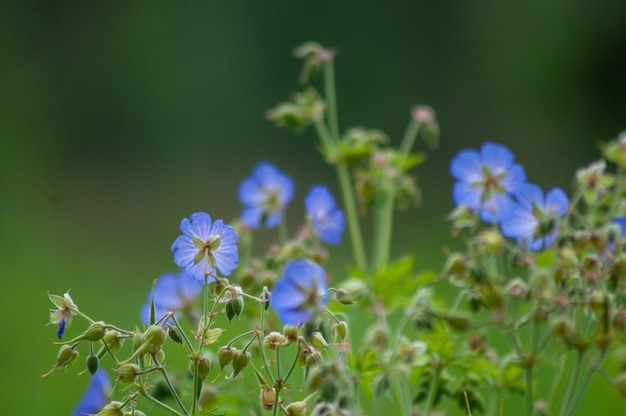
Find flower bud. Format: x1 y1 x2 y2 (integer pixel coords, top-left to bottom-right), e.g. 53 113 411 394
232 350 251 377
334 321 348 340
225 301 236 322
115 363 140 384
264 331 287 350
309 332 328 349
96 401 124 416
83 321 106 341
190 355 212 381
506 277 529 299
132 331 145 352
168 326 183 344
336 278 367 304
305 350 323 368
283 325 299 342
259 386 276 410
86 354 99 376
58 345 79 367
551 316 576 344
285 401 308 416
589 289 608 316
124 412 146 416
218 346 235 370
144 325 167 354
476 229 504 254
104 330 124 353
232 296 244 316
442 314 471 332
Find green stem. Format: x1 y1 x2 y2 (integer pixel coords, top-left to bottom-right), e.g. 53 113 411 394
278 216 288 245
548 350 570 413
152 354 189 416
139 391 185 416
558 350 584 416
282 339 302 383
525 365 534 416
324 57 340 142
169 314 194 352
565 350 607 416
422 368 440 416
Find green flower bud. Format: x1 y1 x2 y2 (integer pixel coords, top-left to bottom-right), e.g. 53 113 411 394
83 321 106 341
336 278 368 304
232 296 244 316
167 326 183 344
115 363 140 384
232 350 251 377
189 355 212 381
442 314 471 332
334 321 348 340
476 229 504 254
259 386 276 410
283 325 299 342
218 346 235 370
104 330 124 353
309 332 328 349
225 301 236 322
132 331 145 352
56 344 79 368
285 401 308 416
305 350 323 368
144 325 167 354
96 401 124 416
264 331 287 350
86 354 99 376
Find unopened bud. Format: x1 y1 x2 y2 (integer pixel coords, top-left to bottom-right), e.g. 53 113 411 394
589 289 607 316
285 401 308 416
309 332 328 349
232 350 251 377
335 321 348 340
144 325 167 354
232 296 244 316
84 321 106 341
190 355 212 381
259 386 276 410
218 346 235 370
132 331 145 352
507 277 529 299
96 401 124 416
104 330 124 353
225 301 236 322
305 350 323 368
336 278 367 304
283 325 299 342
115 363 140 384
442 314 471 332
86 354 99 376
168 326 183 344
476 229 504 254
57 345 79 368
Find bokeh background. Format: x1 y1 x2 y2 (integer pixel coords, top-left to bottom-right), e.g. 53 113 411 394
2 2 626 414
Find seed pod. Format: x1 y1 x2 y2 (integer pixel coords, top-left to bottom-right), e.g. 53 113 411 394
283 325 299 342
189 355 212 381
264 332 287 350
84 321 106 341
115 363 140 384
225 301 236 322
104 330 124 353
232 350 251 377
285 401 308 416
96 401 124 416
56 345 79 368
259 386 276 410
232 296 244 316
144 325 167 354
218 346 235 370
167 326 183 344
334 321 348 340
310 332 328 349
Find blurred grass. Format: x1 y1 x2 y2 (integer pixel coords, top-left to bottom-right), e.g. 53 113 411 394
2 1 626 414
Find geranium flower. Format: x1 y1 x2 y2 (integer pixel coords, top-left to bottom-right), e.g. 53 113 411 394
140 270 201 325
73 369 110 416
238 162 295 228
305 185 345 244
450 142 526 222
49 292 79 340
171 212 239 281
270 259 329 325
500 183 569 250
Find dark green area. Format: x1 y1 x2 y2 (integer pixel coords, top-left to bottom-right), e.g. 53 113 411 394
2 1 625 414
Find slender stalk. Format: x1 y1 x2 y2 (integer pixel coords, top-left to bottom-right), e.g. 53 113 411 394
548 350 570 412
152 354 189 416
139 391 185 416
422 368 440 416
324 58 340 143
169 314 194 352
565 350 607 416
558 350 583 416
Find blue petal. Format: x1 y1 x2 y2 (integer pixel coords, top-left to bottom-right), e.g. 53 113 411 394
171 235 199 268
500 164 527 194
241 206 263 228
450 149 482 182
611 217 626 237
545 188 569 216
501 205 538 242
313 208 345 244
481 142 515 174
452 182 482 209
57 317 66 340
73 369 110 415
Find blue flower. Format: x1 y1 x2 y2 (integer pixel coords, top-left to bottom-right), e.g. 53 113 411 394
49 292 79 340
450 142 527 222
141 270 201 325
611 217 626 237
171 212 239 282
270 259 329 325
238 162 295 228
305 185 345 244
73 369 110 415
500 184 569 250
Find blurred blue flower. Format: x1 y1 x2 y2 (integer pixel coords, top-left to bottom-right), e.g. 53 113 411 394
500 184 569 250
73 369 109 416
171 212 239 281
305 185 345 244
270 259 329 325
611 217 626 236
141 270 201 325
238 162 295 228
450 142 526 222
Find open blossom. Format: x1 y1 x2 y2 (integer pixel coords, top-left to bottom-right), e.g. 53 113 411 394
270 259 329 325
238 162 295 228
450 142 526 222
49 292 79 340
140 270 201 324
305 185 345 244
500 183 569 250
73 369 110 416
171 212 239 282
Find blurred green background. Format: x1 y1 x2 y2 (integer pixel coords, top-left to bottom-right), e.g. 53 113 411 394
2 1 626 414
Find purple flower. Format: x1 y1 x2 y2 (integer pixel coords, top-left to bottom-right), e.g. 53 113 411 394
270 259 329 325
141 270 201 325
238 162 295 228
73 369 110 415
305 185 345 244
171 212 239 282
450 142 527 222
500 184 569 250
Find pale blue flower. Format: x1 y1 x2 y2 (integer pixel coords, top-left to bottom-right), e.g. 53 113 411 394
73 369 110 415
305 185 345 244
141 270 201 324
239 162 295 228
171 212 239 281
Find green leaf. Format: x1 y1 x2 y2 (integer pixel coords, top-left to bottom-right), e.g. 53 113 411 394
373 256 434 306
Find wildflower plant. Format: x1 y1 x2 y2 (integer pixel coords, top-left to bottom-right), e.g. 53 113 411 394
44 42 626 416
